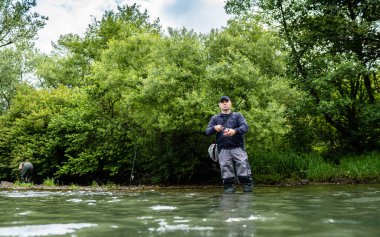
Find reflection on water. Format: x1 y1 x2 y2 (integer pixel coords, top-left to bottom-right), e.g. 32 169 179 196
0 185 380 237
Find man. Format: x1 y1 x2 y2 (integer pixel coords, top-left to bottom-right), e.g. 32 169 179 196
206 96 253 193
19 162 34 183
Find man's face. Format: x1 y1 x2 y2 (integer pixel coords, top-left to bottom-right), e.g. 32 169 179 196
219 99 232 110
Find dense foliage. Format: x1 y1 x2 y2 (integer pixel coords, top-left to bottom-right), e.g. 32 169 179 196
226 0 380 154
0 2 379 185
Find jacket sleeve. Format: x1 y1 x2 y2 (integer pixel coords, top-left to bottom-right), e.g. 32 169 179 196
234 113 249 135
205 116 217 136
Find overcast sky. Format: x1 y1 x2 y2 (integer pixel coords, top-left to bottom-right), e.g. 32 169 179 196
34 0 231 53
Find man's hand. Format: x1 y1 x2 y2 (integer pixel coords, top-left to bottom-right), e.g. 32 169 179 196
214 125 224 132
223 129 236 136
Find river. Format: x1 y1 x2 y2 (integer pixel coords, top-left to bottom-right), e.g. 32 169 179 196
0 184 379 236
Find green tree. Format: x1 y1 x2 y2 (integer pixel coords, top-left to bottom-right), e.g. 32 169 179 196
29 4 164 184
0 0 46 48
0 85 83 181
205 16 300 151
128 29 209 183
0 46 38 114
225 0 380 153
82 3 161 60
36 4 160 89
89 28 211 184
0 0 46 114
24 4 166 184
0 49 22 113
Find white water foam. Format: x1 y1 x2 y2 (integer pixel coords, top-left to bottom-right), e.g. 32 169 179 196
137 216 154 220
107 197 120 203
150 205 177 211
322 218 359 224
225 215 272 222
0 190 114 198
173 219 191 223
1 191 53 198
85 200 97 205
149 219 214 232
66 198 83 203
0 223 97 237
16 211 32 216
172 216 190 223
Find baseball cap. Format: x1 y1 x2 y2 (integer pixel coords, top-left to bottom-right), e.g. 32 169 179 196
219 96 230 102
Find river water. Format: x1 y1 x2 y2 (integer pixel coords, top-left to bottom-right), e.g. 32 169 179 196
0 184 379 237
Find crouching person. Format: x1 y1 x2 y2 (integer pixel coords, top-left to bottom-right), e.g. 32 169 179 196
19 162 34 183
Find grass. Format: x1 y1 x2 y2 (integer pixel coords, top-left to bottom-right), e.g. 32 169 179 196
103 181 119 189
42 178 56 187
14 180 33 187
338 154 380 181
251 151 380 184
306 158 338 181
69 183 79 190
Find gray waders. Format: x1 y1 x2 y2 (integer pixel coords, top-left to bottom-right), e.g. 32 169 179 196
218 147 253 193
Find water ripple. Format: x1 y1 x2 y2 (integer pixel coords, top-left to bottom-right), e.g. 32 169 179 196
0 223 97 237
149 219 214 233
150 205 177 211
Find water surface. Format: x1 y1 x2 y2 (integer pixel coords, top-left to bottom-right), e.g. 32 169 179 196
0 185 379 236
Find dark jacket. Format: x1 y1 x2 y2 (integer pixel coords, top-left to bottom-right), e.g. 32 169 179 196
19 162 33 182
205 112 248 149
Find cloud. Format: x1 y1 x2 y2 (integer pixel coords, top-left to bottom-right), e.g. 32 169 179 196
165 0 199 15
34 0 229 53
137 0 230 33
35 0 118 52
181 0 230 33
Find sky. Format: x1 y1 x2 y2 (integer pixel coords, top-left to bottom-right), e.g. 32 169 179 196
34 0 231 53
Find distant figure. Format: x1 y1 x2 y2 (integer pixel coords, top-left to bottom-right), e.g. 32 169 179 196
19 162 34 183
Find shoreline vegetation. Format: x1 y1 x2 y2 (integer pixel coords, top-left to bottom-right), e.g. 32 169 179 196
2 152 380 190
250 152 380 185
1 179 379 192
1 152 379 189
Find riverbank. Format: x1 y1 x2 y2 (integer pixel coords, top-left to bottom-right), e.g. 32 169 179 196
1 179 377 192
